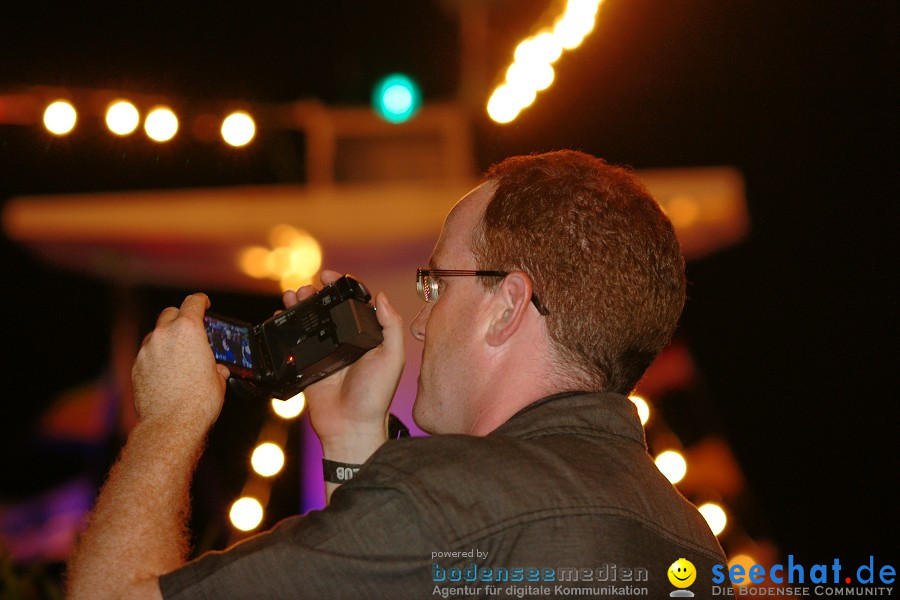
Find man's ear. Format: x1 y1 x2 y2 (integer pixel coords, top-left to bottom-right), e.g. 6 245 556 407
485 272 534 347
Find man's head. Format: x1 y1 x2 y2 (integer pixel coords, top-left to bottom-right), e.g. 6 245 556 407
474 150 686 394
410 150 685 433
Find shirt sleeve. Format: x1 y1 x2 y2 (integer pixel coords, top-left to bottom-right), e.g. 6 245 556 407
159 482 439 600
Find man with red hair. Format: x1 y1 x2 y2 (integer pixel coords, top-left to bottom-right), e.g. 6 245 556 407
67 150 725 598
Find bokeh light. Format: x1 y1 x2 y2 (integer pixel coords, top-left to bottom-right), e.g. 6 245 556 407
43 100 77 135
486 85 521 124
665 195 701 229
488 0 604 124
221 111 256 147
628 394 650 425
229 497 264 531
271 392 306 419
727 554 757 586
505 62 556 93
698 502 728 536
655 450 687 484
239 226 321 291
105 100 140 136
238 246 271 279
251 442 285 477
144 106 179 142
372 73 422 124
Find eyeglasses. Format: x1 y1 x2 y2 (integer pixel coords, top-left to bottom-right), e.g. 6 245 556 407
416 268 550 315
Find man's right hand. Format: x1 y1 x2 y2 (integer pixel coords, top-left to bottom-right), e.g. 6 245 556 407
282 269 405 466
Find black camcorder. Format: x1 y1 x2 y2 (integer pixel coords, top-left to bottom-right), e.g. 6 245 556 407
203 275 383 399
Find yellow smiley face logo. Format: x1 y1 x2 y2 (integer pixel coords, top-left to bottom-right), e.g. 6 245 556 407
668 558 697 588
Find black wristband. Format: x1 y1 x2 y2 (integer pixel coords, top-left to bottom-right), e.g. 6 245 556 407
322 459 362 484
321 415 409 484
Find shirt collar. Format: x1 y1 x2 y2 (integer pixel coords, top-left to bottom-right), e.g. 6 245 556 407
490 390 647 448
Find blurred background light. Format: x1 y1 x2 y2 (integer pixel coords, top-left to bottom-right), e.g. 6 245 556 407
238 246 272 279
628 394 650 425
105 100 140 136
486 85 521 124
698 502 728 536
554 2 600 50
372 73 422 124
726 555 757 586
43 100 77 135
488 0 604 123
221 111 256 147
251 442 285 477
665 195 701 229
237 226 322 290
229 496 263 531
505 62 555 93
144 106 178 142
271 393 305 419
265 246 291 277
268 223 303 247
531 32 563 63
655 450 687 484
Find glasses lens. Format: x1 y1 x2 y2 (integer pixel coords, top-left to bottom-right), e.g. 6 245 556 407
417 272 439 302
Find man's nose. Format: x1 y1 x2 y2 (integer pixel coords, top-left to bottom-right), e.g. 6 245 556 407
410 303 432 341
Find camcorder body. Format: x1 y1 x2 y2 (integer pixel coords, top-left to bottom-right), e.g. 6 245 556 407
203 275 383 399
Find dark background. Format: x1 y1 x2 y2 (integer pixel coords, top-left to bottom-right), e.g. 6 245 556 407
1 0 896 569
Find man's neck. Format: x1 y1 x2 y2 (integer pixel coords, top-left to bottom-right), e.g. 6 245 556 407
464 374 579 436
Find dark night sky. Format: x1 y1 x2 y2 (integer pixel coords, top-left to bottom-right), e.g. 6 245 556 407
1 0 897 567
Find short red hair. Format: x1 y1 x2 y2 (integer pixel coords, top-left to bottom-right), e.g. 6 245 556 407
472 150 686 394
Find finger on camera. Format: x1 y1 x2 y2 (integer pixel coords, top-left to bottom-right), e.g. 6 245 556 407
283 285 317 310
180 293 210 319
319 269 343 286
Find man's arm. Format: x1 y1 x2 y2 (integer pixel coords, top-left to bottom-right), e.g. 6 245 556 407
66 271 405 597
66 294 229 599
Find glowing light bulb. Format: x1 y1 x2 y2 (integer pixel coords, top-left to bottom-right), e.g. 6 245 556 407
507 82 537 110
698 503 728 536
251 442 285 477
655 450 687 484
372 73 422 124
221 111 256 147
271 392 305 419
487 85 521 124
105 100 140 135
144 106 178 142
506 61 555 93
554 3 599 51
566 0 602 21
485 0 603 124
229 497 263 531
43 100 77 135
628 395 650 425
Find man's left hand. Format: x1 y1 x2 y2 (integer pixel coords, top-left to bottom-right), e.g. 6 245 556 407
132 293 230 434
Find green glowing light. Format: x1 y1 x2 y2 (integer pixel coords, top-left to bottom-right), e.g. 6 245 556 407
373 73 421 124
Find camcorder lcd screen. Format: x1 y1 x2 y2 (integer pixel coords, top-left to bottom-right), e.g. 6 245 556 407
204 315 254 372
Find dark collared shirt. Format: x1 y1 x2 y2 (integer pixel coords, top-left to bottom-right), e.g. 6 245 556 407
161 392 726 599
